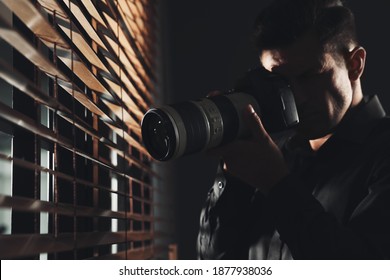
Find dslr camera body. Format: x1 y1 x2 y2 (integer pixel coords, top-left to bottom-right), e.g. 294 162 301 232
141 67 299 161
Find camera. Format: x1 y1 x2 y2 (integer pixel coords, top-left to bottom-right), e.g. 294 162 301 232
141 67 299 161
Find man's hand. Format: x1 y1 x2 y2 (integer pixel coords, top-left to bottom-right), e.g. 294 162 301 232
209 104 289 195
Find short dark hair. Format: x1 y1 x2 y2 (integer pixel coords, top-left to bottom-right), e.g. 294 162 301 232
253 0 358 55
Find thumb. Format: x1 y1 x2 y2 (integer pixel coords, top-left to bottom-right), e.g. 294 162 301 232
243 104 269 140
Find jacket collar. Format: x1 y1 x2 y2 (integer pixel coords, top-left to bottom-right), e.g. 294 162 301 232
285 95 387 156
330 94 386 145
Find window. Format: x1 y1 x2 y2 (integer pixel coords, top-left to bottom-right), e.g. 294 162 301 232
0 0 170 260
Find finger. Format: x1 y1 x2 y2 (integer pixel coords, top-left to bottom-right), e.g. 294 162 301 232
243 104 269 140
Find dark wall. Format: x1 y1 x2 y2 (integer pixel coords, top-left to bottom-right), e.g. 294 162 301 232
350 2 390 111
160 0 390 259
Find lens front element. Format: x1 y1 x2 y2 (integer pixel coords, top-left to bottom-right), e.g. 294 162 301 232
141 109 176 161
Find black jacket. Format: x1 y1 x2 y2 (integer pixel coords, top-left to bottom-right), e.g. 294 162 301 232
197 95 390 259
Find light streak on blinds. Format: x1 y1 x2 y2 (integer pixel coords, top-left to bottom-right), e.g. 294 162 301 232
0 0 171 260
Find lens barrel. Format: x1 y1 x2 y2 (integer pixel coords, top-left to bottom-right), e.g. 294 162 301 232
141 93 261 161
141 67 299 161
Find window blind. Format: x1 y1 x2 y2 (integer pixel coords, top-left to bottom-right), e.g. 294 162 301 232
0 0 171 260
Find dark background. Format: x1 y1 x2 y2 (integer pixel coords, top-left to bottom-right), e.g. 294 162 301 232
158 0 390 259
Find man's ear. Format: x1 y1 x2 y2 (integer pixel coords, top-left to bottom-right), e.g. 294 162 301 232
346 46 366 81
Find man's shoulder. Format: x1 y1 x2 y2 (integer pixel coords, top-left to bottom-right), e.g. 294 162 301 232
364 116 390 154
370 116 390 138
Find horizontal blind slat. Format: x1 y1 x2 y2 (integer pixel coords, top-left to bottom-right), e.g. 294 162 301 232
0 18 69 82
2 0 151 143
0 148 158 194
89 246 155 260
0 0 162 260
0 231 153 259
0 194 153 221
0 60 155 172
0 101 156 179
0 152 157 191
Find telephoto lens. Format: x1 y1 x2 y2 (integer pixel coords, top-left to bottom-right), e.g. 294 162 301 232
141 67 299 161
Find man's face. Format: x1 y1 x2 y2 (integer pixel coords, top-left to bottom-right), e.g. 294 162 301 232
260 32 354 140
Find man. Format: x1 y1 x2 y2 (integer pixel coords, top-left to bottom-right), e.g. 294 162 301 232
197 0 390 259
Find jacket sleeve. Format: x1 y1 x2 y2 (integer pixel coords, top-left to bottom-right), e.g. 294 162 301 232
196 163 271 259
268 154 390 259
